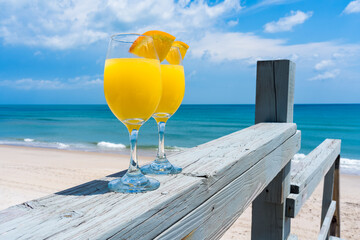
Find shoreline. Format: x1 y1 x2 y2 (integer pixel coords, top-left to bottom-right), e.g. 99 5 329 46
2 143 360 175
0 140 185 157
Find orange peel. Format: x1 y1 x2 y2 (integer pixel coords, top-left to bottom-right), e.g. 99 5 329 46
165 46 182 65
165 41 189 64
129 35 158 60
129 30 175 62
172 41 189 60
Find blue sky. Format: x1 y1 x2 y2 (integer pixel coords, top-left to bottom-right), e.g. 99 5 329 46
0 0 359 104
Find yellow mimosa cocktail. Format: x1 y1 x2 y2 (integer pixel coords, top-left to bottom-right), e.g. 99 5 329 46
105 33 167 193
141 44 188 175
104 58 161 131
153 64 185 123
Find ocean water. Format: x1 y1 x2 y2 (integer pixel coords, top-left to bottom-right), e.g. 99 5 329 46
0 104 359 173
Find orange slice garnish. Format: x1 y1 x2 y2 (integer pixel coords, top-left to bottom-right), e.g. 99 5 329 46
144 31 175 62
172 41 189 60
165 46 182 65
129 30 175 62
129 35 158 60
165 41 189 64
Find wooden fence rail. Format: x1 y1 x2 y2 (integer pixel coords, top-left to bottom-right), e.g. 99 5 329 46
286 139 341 218
0 59 343 240
0 123 301 240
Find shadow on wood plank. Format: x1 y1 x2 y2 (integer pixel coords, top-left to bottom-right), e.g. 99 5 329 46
55 170 127 196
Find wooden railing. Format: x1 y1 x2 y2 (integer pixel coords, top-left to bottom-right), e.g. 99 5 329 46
287 140 341 240
0 60 342 240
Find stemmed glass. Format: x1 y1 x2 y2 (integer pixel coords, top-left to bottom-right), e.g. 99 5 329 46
141 46 185 174
104 34 162 193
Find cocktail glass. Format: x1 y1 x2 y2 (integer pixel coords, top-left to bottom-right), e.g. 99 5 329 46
141 46 185 175
104 33 162 193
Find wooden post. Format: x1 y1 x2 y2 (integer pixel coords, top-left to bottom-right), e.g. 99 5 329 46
251 60 296 240
330 155 341 237
321 161 335 240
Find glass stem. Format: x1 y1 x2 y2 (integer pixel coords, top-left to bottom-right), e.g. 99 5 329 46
157 121 166 160
128 129 140 174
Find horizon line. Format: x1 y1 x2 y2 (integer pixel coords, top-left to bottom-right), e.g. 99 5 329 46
1 103 360 105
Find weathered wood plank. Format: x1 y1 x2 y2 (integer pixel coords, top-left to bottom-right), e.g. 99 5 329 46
156 131 301 240
286 162 335 219
291 139 341 194
174 123 297 179
255 60 295 123
0 174 203 240
274 60 295 123
321 162 335 235
0 123 297 240
253 161 292 239
252 59 296 240
286 140 341 218
330 155 341 237
318 201 336 240
255 60 276 123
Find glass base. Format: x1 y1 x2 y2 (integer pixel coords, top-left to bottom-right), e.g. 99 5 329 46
108 171 160 193
141 158 182 175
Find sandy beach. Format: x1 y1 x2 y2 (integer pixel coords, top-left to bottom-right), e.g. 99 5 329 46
0 145 359 239
0 145 153 210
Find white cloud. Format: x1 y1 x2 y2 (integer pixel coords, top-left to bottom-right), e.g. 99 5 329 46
314 60 335 70
0 0 242 50
343 0 360 14
190 32 360 64
246 0 299 11
264 10 313 33
290 53 299 61
228 20 239 27
0 76 103 90
309 69 340 81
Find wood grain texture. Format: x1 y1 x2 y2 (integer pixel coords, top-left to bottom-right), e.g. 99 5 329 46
252 161 292 240
321 163 335 230
0 123 298 240
255 60 276 123
286 140 341 218
252 59 296 240
255 60 295 124
274 60 295 123
291 139 341 194
156 131 300 240
318 201 336 240
330 155 341 237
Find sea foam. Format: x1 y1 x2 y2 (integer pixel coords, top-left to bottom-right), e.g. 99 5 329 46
56 142 70 149
0 139 70 150
97 141 126 149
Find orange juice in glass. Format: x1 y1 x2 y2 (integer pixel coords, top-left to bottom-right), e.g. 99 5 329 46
141 46 185 175
104 58 162 131
104 34 162 193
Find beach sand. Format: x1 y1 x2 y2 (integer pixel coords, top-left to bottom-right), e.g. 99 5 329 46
0 145 359 239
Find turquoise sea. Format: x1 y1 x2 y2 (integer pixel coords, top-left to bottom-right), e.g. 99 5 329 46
0 104 359 162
